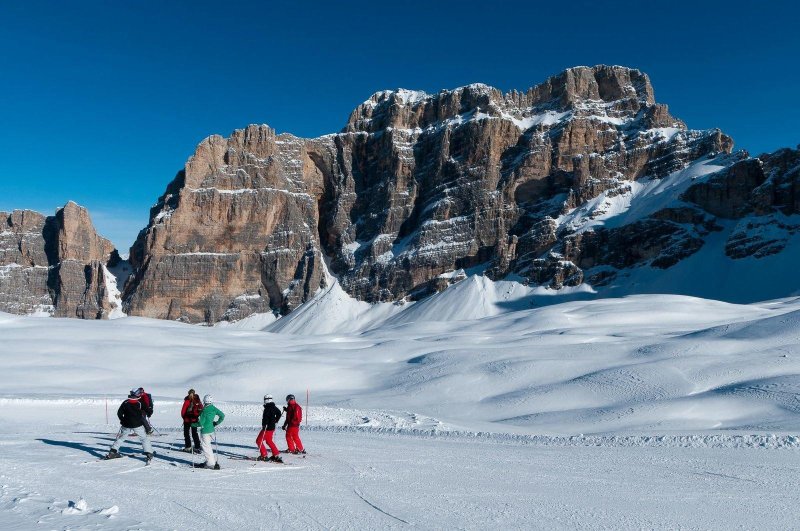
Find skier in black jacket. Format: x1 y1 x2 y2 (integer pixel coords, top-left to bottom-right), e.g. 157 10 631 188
256 395 283 462
104 389 154 462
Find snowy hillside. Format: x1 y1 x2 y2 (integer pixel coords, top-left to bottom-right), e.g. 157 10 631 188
3 291 800 528
3 292 800 433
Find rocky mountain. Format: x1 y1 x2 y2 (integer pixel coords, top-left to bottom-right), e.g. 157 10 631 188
0 201 123 318
2 65 798 323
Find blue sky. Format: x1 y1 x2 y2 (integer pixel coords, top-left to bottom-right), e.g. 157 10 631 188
1 0 798 250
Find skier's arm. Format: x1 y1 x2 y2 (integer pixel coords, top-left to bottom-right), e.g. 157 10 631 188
213 408 225 426
181 399 189 418
117 404 125 423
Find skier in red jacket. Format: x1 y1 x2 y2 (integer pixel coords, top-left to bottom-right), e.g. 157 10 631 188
136 387 154 435
180 389 203 452
282 394 305 454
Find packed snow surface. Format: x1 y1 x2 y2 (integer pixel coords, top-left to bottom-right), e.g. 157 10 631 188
2 289 800 528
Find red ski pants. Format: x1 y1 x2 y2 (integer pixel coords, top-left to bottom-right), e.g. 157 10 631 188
256 429 280 457
285 426 304 452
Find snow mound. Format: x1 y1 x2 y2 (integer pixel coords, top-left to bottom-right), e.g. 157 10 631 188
264 280 405 335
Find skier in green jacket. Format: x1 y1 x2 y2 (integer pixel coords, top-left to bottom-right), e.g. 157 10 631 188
192 394 225 469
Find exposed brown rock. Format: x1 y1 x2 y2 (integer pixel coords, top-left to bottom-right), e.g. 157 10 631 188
0 202 117 318
124 65 739 323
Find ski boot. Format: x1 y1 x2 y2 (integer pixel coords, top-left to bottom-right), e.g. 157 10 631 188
257 455 269 462
145 452 153 465
269 455 284 463
180 447 192 453
103 449 122 460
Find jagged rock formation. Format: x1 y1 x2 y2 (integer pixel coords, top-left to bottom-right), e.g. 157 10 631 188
6 65 793 323
124 65 758 323
0 202 120 318
683 146 800 259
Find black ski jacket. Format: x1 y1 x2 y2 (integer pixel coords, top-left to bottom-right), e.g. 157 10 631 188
262 402 282 431
118 398 145 428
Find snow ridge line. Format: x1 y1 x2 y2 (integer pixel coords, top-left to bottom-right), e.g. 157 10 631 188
155 424 800 450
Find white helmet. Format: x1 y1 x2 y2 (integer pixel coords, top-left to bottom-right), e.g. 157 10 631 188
263 394 273 404
203 394 213 405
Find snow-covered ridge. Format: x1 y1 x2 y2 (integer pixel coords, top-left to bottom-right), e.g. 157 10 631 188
556 155 733 234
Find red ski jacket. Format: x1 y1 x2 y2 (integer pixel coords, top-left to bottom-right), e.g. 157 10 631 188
139 391 154 417
283 402 303 428
181 395 203 424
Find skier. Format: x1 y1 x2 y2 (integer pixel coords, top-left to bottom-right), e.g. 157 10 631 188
192 394 225 469
104 389 154 463
180 388 203 452
282 394 305 454
136 387 155 435
256 394 283 462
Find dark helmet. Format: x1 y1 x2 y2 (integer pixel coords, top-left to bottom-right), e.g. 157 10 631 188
286 394 295 402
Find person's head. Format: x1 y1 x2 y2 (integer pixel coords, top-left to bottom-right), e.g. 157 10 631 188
128 389 138 398
137 387 144 395
264 394 273 405
203 394 213 405
286 394 295 403
188 388 195 398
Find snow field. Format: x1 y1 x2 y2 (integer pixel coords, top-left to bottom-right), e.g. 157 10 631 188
1 402 800 529
3 291 800 528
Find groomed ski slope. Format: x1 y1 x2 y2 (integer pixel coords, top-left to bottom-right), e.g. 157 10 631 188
2 288 800 528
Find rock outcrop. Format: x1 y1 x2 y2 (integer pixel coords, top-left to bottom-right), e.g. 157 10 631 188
5 66 798 323
124 65 746 323
0 202 120 318
683 146 800 259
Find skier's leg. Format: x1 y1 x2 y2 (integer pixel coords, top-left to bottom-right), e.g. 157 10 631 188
285 427 296 452
201 433 216 467
183 423 191 448
287 427 304 452
142 414 153 434
256 430 267 457
191 426 201 449
265 430 280 457
110 427 128 452
133 426 153 454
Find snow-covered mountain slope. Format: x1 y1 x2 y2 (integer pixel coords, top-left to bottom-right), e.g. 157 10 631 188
4 293 800 528
3 292 800 434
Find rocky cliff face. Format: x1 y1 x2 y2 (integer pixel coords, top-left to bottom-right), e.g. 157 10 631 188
124 65 766 323
5 66 796 323
0 202 121 318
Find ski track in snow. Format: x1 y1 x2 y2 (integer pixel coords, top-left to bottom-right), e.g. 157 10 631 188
1 421 799 529
3 292 800 527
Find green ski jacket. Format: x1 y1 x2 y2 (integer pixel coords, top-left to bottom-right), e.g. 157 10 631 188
193 403 225 434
